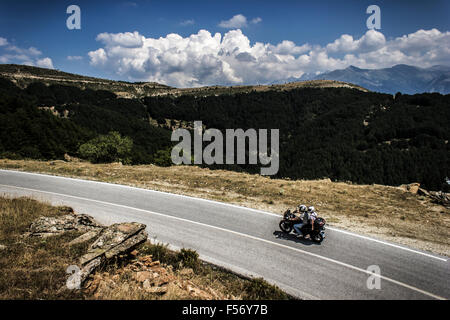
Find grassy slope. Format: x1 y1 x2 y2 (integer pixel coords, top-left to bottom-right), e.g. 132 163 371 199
0 196 290 300
0 159 448 257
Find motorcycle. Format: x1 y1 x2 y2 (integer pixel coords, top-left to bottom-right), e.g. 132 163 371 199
279 210 326 243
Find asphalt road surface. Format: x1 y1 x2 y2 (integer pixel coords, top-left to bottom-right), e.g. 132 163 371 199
0 169 448 300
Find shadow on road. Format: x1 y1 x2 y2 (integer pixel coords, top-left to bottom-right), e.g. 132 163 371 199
273 231 322 246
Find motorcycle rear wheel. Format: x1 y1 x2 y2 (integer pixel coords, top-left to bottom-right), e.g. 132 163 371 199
279 220 293 234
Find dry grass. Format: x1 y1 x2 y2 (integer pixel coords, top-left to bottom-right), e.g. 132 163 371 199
1 159 449 256
0 197 88 299
0 195 290 300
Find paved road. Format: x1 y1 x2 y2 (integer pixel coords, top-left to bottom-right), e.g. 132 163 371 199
0 169 448 300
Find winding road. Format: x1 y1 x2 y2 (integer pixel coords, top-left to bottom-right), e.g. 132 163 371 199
0 169 448 300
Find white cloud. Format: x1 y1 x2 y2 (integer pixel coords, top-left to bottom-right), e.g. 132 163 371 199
218 14 262 29
96 31 144 48
0 37 54 69
326 30 386 53
269 40 311 55
219 14 248 29
36 57 54 69
251 17 262 24
180 19 195 26
6 45 42 56
67 55 83 61
88 28 450 87
88 48 108 66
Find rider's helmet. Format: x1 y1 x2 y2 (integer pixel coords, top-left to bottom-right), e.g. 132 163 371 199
298 205 307 212
308 206 315 212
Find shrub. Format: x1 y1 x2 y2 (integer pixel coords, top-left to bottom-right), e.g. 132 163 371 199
78 131 133 164
139 242 173 264
242 277 289 300
177 248 200 271
152 148 173 167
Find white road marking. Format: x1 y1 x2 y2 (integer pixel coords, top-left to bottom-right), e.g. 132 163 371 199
326 227 448 262
0 169 447 262
0 183 446 300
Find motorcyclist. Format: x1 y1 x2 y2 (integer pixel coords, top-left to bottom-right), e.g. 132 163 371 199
308 206 318 233
290 205 308 238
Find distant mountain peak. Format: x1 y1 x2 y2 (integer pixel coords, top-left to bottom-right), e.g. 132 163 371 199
308 64 450 94
347 65 362 71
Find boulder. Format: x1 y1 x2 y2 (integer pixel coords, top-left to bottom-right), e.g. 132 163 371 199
79 222 148 265
68 229 103 246
78 222 148 284
418 188 449 208
28 214 103 237
428 191 450 208
0 244 6 251
400 182 421 194
417 188 430 197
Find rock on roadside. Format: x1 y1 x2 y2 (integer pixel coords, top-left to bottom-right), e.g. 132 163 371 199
26 211 149 286
79 222 148 284
27 213 103 237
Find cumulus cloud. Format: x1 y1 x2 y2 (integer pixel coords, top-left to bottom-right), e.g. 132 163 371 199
36 57 54 69
96 31 144 48
327 30 386 53
87 28 450 87
218 14 262 29
0 37 54 69
219 14 247 29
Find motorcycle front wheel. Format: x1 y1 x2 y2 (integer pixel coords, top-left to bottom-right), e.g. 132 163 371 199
279 220 293 234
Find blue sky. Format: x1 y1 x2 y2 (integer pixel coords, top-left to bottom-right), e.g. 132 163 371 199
0 0 449 86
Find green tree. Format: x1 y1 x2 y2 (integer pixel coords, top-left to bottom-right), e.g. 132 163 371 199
78 131 133 164
152 147 173 167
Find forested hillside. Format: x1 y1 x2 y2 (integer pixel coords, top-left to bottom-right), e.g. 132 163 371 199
0 75 448 191
0 77 171 164
143 89 449 191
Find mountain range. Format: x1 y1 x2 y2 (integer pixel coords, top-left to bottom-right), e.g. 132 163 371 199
0 64 366 99
275 64 450 95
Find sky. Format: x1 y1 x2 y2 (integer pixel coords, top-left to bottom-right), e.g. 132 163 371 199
0 0 449 87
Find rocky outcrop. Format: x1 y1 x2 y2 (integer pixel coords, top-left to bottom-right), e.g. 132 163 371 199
26 212 148 285
27 212 103 237
427 191 450 208
24 209 234 299
78 222 148 283
400 183 449 208
400 182 421 194
417 188 450 208
84 253 226 299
